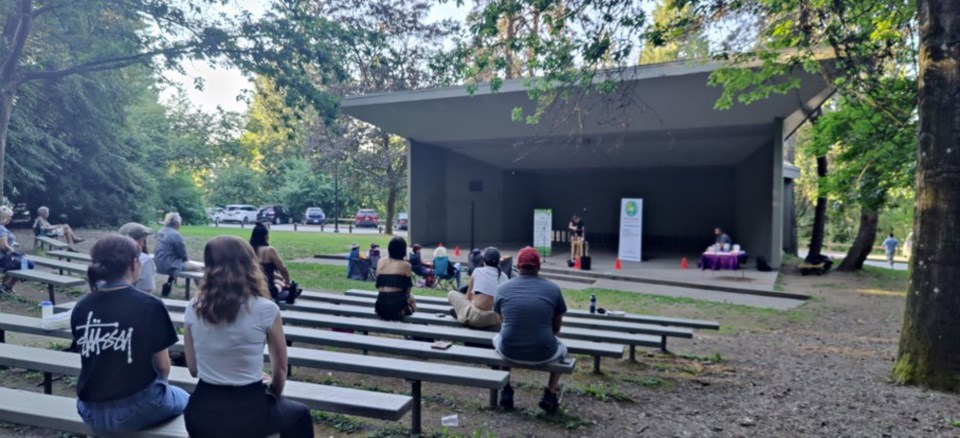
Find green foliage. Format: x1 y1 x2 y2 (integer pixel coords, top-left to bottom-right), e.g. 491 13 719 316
310 411 364 433
273 158 334 217
570 382 634 402
205 162 264 208
638 0 709 65
156 171 208 225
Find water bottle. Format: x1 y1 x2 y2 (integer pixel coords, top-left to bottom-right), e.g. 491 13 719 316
19 254 28 271
40 301 53 319
589 294 596 314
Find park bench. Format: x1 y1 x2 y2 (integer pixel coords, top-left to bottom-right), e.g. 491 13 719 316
4 269 84 304
148 301 622 373
34 235 69 251
44 304 511 435
171 270 203 299
343 288 721 330
29 256 86 276
0 387 189 437
0 342 413 421
304 289 694 356
47 250 91 263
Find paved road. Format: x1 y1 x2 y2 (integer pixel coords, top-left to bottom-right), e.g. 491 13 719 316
208 222 407 237
799 249 908 271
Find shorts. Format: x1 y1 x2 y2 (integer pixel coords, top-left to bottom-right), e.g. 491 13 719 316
492 334 568 366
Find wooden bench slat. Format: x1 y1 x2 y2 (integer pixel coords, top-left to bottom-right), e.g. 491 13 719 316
0 343 413 421
5 269 86 287
46 251 92 263
29 256 87 275
35 236 70 250
344 289 721 330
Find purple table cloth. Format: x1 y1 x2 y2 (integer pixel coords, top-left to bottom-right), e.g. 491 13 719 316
699 252 748 271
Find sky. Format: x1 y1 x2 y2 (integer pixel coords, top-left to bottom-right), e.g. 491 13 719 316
161 1 470 114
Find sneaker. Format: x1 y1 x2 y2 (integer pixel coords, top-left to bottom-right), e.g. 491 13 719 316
538 388 559 414
73 237 85 244
448 308 457 319
499 384 514 411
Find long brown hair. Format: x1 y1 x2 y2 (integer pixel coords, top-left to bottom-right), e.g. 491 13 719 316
87 235 139 292
194 235 270 324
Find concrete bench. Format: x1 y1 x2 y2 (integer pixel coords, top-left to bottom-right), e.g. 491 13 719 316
0 342 413 421
4 269 85 304
306 289 693 356
46 250 92 263
34 236 69 251
0 387 188 437
29 256 86 276
344 288 721 330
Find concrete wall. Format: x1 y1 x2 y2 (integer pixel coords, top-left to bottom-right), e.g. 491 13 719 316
532 168 736 252
408 141 448 245
734 143 774 266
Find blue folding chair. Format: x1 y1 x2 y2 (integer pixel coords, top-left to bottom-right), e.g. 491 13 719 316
432 256 461 290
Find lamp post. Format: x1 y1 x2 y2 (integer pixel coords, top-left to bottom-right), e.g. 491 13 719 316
334 163 340 233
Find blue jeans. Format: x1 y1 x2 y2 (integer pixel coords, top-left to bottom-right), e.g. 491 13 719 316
77 378 189 436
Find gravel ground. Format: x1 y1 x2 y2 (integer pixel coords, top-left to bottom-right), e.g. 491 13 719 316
0 228 957 437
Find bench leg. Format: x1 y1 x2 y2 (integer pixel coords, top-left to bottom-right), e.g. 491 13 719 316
286 340 293 377
488 366 499 408
43 372 52 394
184 280 191 301
48 285 55 305
629 345 636 362
593 356 601 374
411 380 422 436
0 330 4 343
660 337 668 353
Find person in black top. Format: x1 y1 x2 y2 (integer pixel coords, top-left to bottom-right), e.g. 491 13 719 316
408 243 432 277
714 227 732 248
375 237 416 321
250 222 293 301
71 235 189 436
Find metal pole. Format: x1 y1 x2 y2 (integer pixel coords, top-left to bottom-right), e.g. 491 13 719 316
470 200 475 252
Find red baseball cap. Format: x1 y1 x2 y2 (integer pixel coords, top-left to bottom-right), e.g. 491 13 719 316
517 246 541 270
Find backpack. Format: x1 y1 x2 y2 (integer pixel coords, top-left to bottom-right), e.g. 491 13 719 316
756 257 772 272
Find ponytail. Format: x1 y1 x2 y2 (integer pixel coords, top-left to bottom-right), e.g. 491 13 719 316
86 262 110 293
87 235 141 293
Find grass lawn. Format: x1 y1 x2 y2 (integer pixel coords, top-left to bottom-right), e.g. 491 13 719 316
178 226 396 260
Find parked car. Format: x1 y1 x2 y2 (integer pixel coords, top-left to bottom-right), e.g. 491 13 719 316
258 205 293 225
394 212 408 230
354 208 379 228
8 203 31 228
303 207 326 225
207 207 225 223
222 204 258 224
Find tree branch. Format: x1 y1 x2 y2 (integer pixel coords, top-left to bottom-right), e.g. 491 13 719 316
20 43 196 83
1 0 33 82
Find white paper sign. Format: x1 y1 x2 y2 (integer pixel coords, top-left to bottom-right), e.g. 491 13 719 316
618 198 643 262
533 209 552 256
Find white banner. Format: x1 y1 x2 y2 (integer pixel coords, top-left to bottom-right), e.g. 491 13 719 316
533 209 552 256
618 198 643 262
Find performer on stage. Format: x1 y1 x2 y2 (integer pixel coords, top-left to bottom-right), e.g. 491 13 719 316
569 214 585 261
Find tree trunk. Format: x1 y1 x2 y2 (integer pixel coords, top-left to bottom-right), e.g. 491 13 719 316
806 154 828 258
837 206 878 271
893 0 960 391
0 83 16 200
384 184 397 236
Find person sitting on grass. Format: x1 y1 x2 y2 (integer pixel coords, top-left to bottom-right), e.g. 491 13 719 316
183 236 313 438
154 212 203 274
448 247 507 329
33 206 84 247
375 236 416 321
0 206 35 293
118 222 156 294
71 235 188 436
493 246 568 414
250 222 292 301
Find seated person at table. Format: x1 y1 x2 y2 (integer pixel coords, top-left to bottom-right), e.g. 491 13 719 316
183 236 312 438
118 222 156 293
493 246 568 413
408 243 432 276
34 206 84 247
448 247 507 329
71 235 188 436
714 227 732 249
0 206 35 293
375 237 416 321
155 212 203 274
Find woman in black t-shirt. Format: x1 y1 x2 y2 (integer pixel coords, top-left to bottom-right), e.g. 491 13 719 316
71 235 189 436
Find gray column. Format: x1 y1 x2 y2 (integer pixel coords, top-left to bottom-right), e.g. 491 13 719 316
770 118 785 268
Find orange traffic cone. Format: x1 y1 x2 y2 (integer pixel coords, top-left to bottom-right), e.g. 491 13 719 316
455 246 460 256
615 258 622 270
574 257 581 270
681 257 688 269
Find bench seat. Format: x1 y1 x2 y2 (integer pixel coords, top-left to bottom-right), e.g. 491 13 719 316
29 256 86 276
5 269 85 304
0 387 187 437
34 236 69 251
0 342 413 421
343 289 721 330
46 250 92 263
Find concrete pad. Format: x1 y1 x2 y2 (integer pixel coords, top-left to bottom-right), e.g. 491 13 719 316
591 279 806 310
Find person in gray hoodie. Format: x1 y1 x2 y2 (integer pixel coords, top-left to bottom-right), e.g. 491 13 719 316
154 213 202 274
